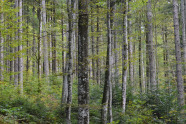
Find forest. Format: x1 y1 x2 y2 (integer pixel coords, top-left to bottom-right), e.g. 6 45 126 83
0 0 185 123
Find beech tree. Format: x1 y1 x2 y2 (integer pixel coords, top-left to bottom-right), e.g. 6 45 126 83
146 0 156 92
173 0 185 107
121 0 128 113
78 0 89 123
42 0 49 80
0 0 4 81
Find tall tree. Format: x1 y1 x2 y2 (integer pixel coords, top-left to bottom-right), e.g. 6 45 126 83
14 0 19 86
18 0 23 94
138 15 143 93
42 0 49 80
101 0 113 123
52 1 57 74
96 4 100 85
37 1 42 92
91 0 96 83
0 0 4 81
172 0 185 107
61 0 68 106
121 0 128 113
128 0 134 91
65 0 75 123
78 0 89 123
32 5 36 75
181 0 186 88
146 0 156 92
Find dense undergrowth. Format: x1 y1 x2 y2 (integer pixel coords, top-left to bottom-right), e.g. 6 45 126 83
0 76 185 124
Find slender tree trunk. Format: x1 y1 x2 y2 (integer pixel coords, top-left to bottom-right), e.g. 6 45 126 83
173 0 185 107
48 14 52 73
141 44 145 93
184 0 186 100
181 0 186 96
146 0 156 92
42 0 49 80
14 0 19 87
96 5 100 85
145 23 150 92
0 0 4 81
10 35 14 82
101 0 113 123
122 0 128 113
138 16 142 93
91 2 96 83
108 0 115 122
162 26 170 92
128 0 133 92
26 3 29 81
32 6 36 75
52 1 57 74
18 0 23 95
114 23 119 86
37 4 42 93
61 0 68 105
78 0 89 123
61 16 68 106
65 0 75 123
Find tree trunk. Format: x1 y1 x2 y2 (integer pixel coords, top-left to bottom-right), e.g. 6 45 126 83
32 6 36 75
14 0 19 87
10 36 14 82
91 2 96 83
96 5 100 85
61 0 68 105
18 0 23 95
162 26 170 91
52 1 57 74
0 0 4 81
65 0 75 123
37 3 42 93
181 0 186 97
78 0 89 123
146 0 156 92
128 0 133 92
138 16 142 93
173 0 185 107
122 0 128 113
42 0 49 80
101 0 113 123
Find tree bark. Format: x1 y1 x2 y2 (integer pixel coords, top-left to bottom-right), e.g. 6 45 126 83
122 0 128 113
37 3 42 93
14 0 19 87
65 0 75 123
32 6 36 75
146 0 156 92
52 1 57 74
181 0 186 97
101 0 113 123
173 0 185 107
91 1 96 83
128 0 133 92
96 5 100 85
0 0 4 81
78 0 89 123
138 16 142 93
18 0 23 95
42 0 49 80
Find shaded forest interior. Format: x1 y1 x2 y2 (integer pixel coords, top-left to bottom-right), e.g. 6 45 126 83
0 0 185 124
